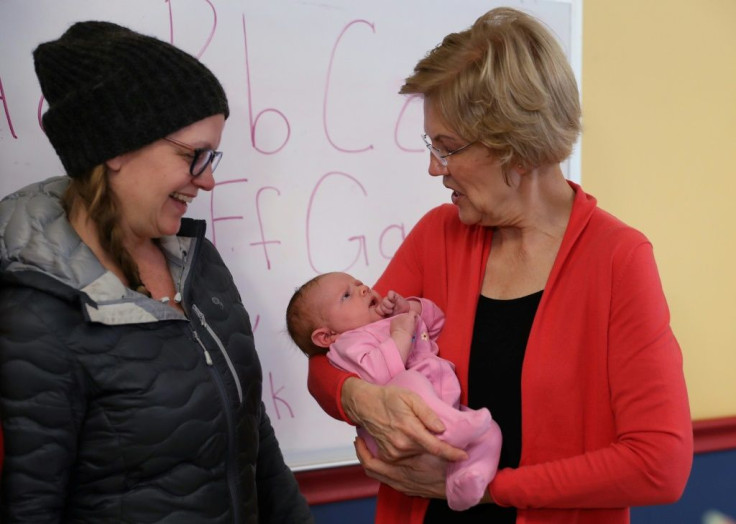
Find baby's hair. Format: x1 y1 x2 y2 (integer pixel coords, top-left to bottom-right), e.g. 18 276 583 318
286 273 330 357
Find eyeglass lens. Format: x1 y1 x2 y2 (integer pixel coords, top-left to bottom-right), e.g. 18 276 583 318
422 134 448 166
192 150 222 176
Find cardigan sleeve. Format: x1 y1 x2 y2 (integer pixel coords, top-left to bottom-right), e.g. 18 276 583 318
490 241 693 508
306 356 356 423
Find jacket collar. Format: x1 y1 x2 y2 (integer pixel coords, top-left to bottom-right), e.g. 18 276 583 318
0 176 203 325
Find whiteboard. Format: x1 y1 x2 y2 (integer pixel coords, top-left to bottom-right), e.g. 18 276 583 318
0 0 581 471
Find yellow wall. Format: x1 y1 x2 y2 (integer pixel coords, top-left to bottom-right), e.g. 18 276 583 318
582 0 736 419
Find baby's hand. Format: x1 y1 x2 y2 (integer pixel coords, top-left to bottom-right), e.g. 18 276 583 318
390 310 419 340
377 290 410 317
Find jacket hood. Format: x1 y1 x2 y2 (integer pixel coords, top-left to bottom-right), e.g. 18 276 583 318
0 177 103 291
0 176 192 324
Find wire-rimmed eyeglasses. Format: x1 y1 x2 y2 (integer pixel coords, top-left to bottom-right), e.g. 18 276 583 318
163 137 223 177
421 134 476 167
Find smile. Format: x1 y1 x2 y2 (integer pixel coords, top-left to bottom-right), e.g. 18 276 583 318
170 192 193 204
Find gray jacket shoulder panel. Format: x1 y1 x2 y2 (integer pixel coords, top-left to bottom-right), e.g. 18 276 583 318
0 177 104 290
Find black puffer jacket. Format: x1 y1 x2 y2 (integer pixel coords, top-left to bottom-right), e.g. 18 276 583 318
0 177 313 523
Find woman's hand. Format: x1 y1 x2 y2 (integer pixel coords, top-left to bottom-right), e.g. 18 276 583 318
355 436 449 498
341 377 467 462
356 434 497 505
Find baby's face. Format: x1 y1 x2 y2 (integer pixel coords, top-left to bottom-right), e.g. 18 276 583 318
314 272 385 334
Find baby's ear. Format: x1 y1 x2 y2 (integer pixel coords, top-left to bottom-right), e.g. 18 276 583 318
311 327 337 349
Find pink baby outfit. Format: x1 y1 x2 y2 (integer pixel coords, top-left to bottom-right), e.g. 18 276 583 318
327 297 502 511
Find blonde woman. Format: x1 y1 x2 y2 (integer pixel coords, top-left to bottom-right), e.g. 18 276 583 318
308 8 692 524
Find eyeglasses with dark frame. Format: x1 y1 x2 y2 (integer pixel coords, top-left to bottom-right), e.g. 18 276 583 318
421 133 476 167
163 137 223 177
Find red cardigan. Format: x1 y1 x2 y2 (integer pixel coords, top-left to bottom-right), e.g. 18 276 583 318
308 183 693 523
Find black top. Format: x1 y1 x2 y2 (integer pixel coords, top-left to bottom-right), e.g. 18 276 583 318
424 291 542 524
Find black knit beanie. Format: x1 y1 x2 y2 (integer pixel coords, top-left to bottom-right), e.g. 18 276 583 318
33 21 230 177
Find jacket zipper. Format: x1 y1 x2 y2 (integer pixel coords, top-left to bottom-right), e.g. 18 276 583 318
191 330 213 365
189 304 242 523
191 303 243 403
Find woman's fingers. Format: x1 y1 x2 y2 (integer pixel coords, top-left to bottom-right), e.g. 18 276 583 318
403 388 444 433
396 389 468 462
355 437 448 499
368 388 440 460
410 429 468 463
342 379 466 462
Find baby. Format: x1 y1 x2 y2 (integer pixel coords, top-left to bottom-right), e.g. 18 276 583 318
286 271 501 511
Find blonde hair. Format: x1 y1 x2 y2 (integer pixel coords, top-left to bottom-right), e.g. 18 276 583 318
401 7 581 169
62 165 143 291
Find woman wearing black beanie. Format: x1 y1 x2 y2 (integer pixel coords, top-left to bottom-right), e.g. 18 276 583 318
0 20 313 523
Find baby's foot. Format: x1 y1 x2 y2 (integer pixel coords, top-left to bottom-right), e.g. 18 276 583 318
446 469 487 511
